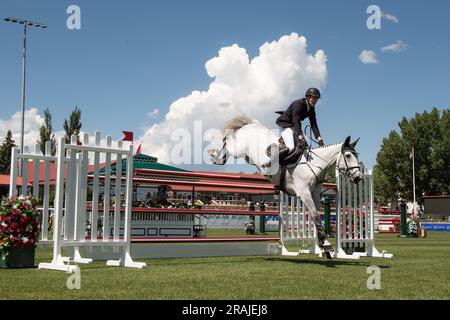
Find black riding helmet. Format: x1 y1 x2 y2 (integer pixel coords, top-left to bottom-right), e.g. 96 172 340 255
305 87 321 99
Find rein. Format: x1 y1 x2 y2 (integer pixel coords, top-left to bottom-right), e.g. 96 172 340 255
297 146 361 184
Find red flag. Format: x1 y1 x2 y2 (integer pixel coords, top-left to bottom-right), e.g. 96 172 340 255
122 131 133 142
135 143 142 155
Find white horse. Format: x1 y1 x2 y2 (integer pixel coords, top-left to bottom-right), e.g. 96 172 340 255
208 115 362 258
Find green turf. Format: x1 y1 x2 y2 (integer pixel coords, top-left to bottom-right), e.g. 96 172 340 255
1 232 449 300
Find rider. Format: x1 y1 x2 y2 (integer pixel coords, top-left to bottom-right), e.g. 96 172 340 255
263 88 324 167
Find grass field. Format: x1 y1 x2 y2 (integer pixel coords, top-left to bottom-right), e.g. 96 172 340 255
1 232 450 300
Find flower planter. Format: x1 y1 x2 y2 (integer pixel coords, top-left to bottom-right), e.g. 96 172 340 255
0 247 35 269
1 195 40 268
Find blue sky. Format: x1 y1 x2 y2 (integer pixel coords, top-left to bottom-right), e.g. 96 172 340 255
1 0 449 172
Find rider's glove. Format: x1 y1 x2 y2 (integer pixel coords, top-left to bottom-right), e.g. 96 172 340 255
318 139 325 147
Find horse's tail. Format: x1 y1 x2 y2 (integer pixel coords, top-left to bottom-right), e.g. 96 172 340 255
209 114 258 165
222 114 257 137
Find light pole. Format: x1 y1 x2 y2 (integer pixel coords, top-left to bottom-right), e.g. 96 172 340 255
4 17 47 174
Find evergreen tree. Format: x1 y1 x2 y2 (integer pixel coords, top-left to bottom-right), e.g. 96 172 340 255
0 131 17 174
38 108 56 156
63 106 82 144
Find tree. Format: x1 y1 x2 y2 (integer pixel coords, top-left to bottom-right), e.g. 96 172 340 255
375 107 450 205
64 106 82 144
38 108 56 156
0 131 17 174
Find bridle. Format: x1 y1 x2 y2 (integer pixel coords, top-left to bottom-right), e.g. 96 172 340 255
337 149 361 180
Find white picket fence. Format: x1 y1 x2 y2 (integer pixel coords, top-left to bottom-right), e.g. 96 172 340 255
279 171 393 259
9 132 146 271
10 141 56 245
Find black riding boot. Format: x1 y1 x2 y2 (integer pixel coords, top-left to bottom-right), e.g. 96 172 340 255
263 144 289 168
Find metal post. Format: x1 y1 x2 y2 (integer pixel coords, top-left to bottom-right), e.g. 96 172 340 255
412 147 416 214
259 200 266 235
4 17 47 175
20 23 27 160
400 200 407 237
324 197 331 236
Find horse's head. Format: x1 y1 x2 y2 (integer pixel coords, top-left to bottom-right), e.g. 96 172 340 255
336 136 362 183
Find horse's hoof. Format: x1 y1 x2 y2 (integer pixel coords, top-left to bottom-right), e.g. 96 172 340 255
322 244 333 259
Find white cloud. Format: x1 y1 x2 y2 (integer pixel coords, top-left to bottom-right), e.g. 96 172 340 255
0 108 44 149
147 108 159 118
380 40 409 53
359 50 379 64
381 12 399 23
138 33 328 164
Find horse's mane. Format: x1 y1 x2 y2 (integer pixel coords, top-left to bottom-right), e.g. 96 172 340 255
310 142 342 150
222 114 257 135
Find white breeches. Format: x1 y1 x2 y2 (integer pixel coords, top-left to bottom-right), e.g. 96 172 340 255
281 128 295 151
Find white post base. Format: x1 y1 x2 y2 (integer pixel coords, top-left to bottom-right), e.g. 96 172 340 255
280 245 299 256
365 246 394 258
106 252 147 268
38 260 78 272
73 248 93 264
332 247 361 260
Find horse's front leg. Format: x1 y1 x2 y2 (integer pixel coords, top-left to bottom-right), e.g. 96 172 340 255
312 184 333 256
296 186 332 259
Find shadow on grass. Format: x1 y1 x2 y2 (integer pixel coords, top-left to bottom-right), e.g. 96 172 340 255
265 257 391 269
45 254 392 271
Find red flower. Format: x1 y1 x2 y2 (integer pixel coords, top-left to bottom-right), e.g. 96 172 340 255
20 216 29 226
1 195 41 250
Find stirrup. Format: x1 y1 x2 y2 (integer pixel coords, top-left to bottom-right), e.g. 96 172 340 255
265 143 278 157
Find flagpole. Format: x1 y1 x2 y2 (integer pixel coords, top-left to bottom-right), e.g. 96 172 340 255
412 146 416 214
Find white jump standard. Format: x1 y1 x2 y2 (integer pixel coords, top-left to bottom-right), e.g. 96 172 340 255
334 171 393 259
279 171 393 259
9 132 146 272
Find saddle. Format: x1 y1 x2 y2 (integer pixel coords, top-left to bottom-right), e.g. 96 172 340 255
279 137 304 166
266 135 306 195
